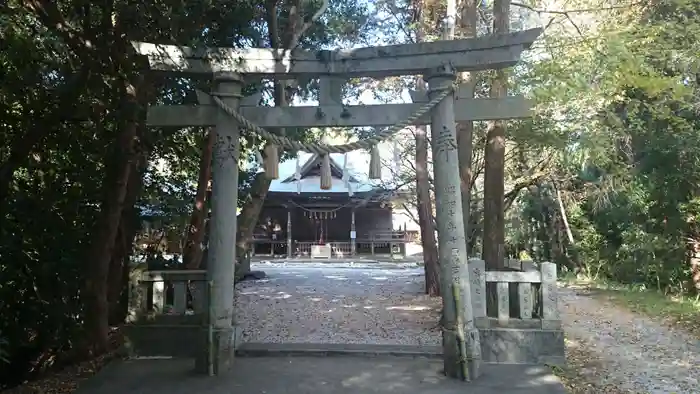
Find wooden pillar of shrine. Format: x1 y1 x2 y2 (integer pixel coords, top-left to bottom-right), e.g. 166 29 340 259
287 208 293 258
350 208 356 256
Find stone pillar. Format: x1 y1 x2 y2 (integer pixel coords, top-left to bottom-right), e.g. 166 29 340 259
287 209 293 258
195 72 242 375
426 65 481 380
350 208 356 256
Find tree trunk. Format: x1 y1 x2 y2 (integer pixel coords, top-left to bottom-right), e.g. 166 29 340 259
411 9 440 296
457 0 478 258
482 0 510 270
416 122 441 297
84 77 141 353
554 184 574 245
688 235 700 294
184 129 215 269
235 173 273 273
107 157 145 325
234 1 317 274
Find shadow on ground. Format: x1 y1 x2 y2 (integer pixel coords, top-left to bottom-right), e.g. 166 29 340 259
76 356 566 394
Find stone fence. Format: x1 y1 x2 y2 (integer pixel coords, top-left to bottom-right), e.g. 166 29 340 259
124 269 241 367
465 259 565 366
125 261 565 367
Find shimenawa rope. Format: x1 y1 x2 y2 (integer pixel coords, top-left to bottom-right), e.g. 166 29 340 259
207 84 455 154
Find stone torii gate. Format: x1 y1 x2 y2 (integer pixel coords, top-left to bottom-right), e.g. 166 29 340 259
133 27 541 381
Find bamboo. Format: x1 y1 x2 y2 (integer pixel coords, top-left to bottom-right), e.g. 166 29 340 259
452 280 470 381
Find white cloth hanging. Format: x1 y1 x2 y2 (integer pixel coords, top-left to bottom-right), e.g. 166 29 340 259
294 154 302 194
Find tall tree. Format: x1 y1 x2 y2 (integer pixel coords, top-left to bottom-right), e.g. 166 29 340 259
409 0 441 296
482 0 510 270
184 129 215 269
457 0 479 258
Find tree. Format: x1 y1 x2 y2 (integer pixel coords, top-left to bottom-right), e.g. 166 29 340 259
482 0 510 270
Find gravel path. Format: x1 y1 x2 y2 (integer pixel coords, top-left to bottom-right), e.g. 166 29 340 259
235 262 441 345
236 263 700 393
559 285 700 394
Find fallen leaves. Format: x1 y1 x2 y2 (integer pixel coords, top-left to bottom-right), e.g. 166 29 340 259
551 338 634 394
3 330 125 394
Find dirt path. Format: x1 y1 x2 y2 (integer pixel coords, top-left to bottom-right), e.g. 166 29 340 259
559 285 700 394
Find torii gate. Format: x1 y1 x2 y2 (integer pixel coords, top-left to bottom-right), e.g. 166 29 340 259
132 27 541 381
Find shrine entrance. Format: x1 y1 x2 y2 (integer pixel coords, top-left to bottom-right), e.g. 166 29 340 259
123 25 564 385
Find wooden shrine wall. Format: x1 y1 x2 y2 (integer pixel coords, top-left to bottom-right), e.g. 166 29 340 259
255 204 395 242
354 208 393 240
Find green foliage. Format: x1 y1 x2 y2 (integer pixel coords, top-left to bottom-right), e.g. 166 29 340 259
0 0 374 389
506 0 700 295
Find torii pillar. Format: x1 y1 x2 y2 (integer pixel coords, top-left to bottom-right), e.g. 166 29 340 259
195 72 242 375
426 65 482 380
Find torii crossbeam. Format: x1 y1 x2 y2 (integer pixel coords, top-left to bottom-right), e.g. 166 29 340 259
131 29 541 78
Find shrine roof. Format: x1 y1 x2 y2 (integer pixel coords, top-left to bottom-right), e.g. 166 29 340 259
269 152 377 194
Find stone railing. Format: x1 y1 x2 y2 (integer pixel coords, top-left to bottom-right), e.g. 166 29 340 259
130 270 209 317
126 270 212 359
466 259 565 366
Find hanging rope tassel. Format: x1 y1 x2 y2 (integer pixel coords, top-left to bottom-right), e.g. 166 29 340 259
263 144 279 179
294 154 302 194
368 144 382 180
320 153 332 190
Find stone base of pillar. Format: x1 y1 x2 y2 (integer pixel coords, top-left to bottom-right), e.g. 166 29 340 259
194 325 242 375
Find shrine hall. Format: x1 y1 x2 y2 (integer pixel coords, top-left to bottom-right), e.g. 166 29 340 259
250 153 419 258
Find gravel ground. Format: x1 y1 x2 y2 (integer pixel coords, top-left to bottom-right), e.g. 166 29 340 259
235 263 700 393
559 285 700 394
235 262 441 345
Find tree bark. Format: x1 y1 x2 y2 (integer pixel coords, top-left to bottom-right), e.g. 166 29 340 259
184 129 215 269
482 0 510 270
416 121 441 297
107 156 145 325
84 78 140 353
235 173 273 273
457 0 478 257
410 4 440 297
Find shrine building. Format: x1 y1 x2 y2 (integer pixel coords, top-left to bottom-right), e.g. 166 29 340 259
251 152 418 258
